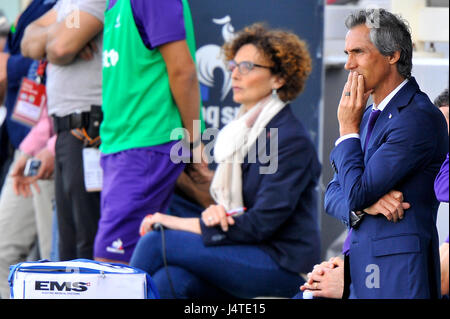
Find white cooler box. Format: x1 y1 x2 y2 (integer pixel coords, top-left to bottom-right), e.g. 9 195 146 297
8 259 159 299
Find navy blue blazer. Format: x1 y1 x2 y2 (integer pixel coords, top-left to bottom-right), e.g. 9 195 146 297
200 105 322 274
325 77 449 298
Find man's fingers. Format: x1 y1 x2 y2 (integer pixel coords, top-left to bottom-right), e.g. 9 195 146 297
389 208 398 223
88 40 98 53
397 206 404 221
347 70 353 89
333 257 344 267
357 74 367 107
79 45 93 60
84 45 93 56
35 166 46 180
18 183 25 197
10 167 20 177
383 196 402 222
339 71 352 107
20 183 31 198
350 71 358 103
377 203 392 221
384 210 398 222
390 190 403 202
341 72 352 99
379 198 395 215
40 166 54 179
31 181 41 194
396 202 412 220
375 191 409 222
312 267 324 276
322 261 335 269
380 198 403 222
12 180 20 196
393 209 400 222
304 280 321 291
309 272 325 283
80 49 91 59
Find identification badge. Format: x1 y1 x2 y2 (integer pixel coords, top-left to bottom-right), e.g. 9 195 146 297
82 148 103 192
12 78 46 127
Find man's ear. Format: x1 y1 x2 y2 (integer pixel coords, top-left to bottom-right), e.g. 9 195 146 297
388 51 401 65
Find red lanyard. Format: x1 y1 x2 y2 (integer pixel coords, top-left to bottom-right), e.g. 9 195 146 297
36 60 48 83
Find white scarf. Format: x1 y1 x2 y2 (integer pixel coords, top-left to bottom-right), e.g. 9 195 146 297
209 95 287 211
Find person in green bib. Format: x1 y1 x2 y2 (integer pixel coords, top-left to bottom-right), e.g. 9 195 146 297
94 0 203 264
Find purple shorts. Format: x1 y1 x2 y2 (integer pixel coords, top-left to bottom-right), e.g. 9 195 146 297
94 142 184 262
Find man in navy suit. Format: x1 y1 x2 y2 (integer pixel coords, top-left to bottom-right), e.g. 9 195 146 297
324 9 448 298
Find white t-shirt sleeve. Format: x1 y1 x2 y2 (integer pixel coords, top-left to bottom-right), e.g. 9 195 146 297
77 0 106 23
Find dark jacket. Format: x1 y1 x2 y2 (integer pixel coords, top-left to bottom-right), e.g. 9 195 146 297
200 105 322 274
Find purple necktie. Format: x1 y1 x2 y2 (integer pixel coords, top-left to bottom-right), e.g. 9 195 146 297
342 109 382 255
364 109 382 151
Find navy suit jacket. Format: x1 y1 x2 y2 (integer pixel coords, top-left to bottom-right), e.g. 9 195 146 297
201 105 322 274
325 77 449 298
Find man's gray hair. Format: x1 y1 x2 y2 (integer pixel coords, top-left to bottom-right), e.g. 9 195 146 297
345 8 413 79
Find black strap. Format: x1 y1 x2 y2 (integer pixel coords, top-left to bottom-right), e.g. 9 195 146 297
342 254 351 299
53 112 90 133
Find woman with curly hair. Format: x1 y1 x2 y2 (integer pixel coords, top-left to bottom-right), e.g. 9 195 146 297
130 23 321 299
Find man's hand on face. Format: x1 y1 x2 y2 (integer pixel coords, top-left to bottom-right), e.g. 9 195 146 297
337 71 373 137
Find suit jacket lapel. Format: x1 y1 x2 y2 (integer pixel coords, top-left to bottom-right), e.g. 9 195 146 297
363 77 420 160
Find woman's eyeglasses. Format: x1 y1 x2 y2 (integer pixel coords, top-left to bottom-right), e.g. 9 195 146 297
227 60 272 75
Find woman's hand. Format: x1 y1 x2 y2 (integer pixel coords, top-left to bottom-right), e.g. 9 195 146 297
139 212 202 236
139 213 166 236
201 205 235 232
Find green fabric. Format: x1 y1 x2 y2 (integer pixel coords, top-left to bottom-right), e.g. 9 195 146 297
100 0 202 154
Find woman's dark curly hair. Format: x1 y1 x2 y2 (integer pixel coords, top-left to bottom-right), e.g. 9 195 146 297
222 23 312 102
